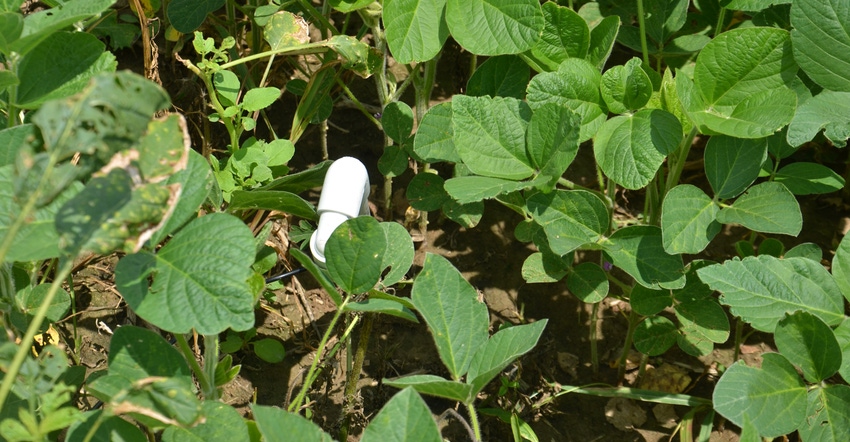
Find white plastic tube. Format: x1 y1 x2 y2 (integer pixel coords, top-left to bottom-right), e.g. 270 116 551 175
309 156 370 266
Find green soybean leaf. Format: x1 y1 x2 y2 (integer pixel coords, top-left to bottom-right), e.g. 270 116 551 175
521 252 569 283
442 199 484 228
163 401 250 442
260 160 330 193
630 285 672 316
1 168 82 262
566 262 608 303
602 225 686 290
787 91 850 147
834 319 850 383
527 58 606 142
367 289 417 311
345 298 418 323
361 388 441 442
0 12 22 56
263 11 309 51
252 405 333 442
228 190 316 219
67 411 147 442
672 260 716 303
645 0 688 44
115 213 256 334
726 0 790 11
328 0 374 13
661 184 721 254
466 55 530 99
798 385 850 442
525 2 589 71
252 338 286 364
383 0 448 64
167 0 225 33
453 95 534 180
148 151 215 245
775 311 841 383
379 221 414 287
15 31 113 109
325 216 386 294
412 254 489 380
713 353 807 438
716 181 802 235
791 0 850 92
384 374 474 403
527 190 609 255
407 172 450 211
704 136 768 199
445 0 543 56
88 326 199 424
586 15 619 70
413 102 459 162
11 0 115 56
467 320 548 395
382 101 414 143
678 28 797 138
656 67 692 133
594 109 682 190
600 58 653 113
241 87 280 112
525 102 581 189
634 316 677 356
697 255 845 332
11 283 70 332
775 162 845 195
675 299 730 357
214 70 239 107
377 145 408 177
833 234 850 303
785 242 822 261
444 176 535 204
0 124 33 168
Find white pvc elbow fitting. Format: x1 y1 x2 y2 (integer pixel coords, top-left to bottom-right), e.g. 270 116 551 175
309 157 371 267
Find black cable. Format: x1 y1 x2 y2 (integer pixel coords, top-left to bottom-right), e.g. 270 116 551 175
264 267 306 284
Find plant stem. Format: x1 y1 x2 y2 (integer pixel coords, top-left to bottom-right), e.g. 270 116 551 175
636 0 651 65
590 301 600 375
289 295 350 413
203 334 220 400
339 314 374 441
0 259 73 409
664 127 698 194
732 319 744 362
178 57 241 152
466 402 483 442
218 43 329 70
414 57 439 239
175 334 211 397
616 308 643 384
67 271 82 365
715 7 727 37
